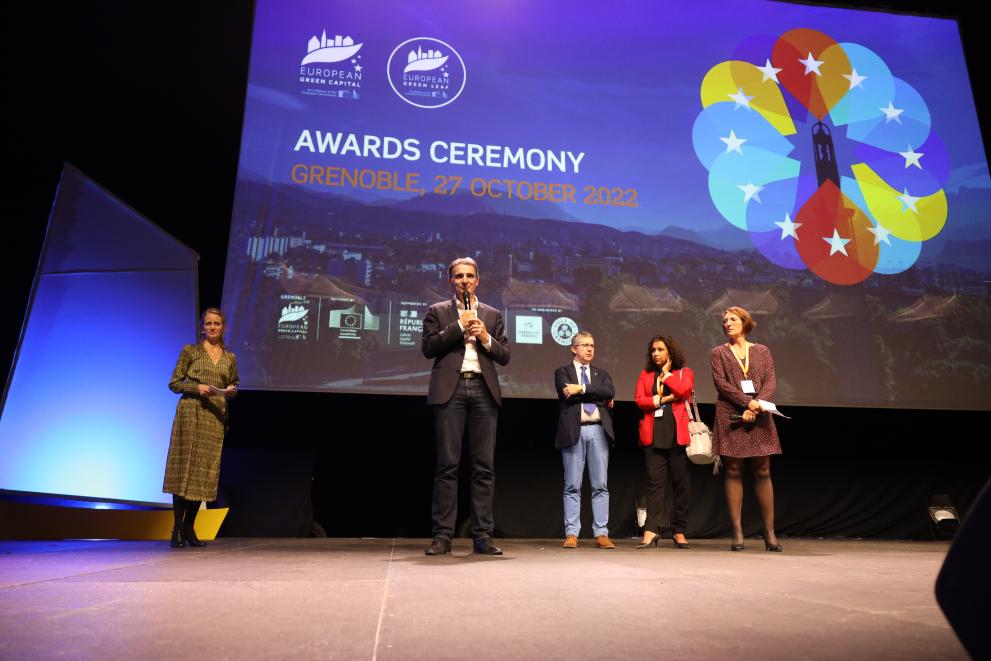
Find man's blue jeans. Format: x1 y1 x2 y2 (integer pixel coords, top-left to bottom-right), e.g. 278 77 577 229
561 423 609 537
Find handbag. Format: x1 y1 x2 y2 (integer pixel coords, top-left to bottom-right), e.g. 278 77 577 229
686 391 716 466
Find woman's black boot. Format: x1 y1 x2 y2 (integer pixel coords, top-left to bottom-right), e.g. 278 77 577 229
183 500 207 547
170 495 187 548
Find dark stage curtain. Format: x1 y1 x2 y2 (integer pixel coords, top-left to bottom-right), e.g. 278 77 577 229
218 392 988 540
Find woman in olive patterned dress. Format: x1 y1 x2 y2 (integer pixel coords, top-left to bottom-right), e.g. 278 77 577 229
163 308 238 547
710 306 783 553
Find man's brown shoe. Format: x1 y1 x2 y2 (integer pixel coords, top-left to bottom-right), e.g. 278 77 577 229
561 535 578 548
595 534 616 549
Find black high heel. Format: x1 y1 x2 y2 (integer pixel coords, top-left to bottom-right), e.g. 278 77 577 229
169 529 186 548
672 533 691 550
636 531 659 549
762 530 783 552
730 530 744 551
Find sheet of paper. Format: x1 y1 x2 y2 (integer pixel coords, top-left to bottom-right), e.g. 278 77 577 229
757 400 790 419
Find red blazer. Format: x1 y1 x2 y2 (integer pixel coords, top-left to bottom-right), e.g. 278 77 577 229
634 368 695 447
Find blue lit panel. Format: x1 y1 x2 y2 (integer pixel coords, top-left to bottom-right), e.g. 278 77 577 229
0 165 198 504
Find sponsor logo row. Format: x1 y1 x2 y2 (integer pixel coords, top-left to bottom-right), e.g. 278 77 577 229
278 295 578 346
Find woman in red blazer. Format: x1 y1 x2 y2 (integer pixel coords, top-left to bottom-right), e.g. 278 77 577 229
634 335 694 549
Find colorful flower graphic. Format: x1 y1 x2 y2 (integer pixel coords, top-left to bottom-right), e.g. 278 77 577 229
692 28 948 285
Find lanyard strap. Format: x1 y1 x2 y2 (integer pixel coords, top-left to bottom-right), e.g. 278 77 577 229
730 343 750 378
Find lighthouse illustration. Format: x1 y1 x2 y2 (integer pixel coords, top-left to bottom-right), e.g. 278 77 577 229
811 121 840 188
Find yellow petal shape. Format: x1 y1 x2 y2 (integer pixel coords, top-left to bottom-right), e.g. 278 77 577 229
851 163 947 242
701 61 796 136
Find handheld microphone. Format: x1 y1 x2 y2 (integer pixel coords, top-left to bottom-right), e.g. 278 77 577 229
729 414 744 421
461 290 473 340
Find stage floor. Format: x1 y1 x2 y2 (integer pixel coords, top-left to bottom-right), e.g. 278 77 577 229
0 538 964 659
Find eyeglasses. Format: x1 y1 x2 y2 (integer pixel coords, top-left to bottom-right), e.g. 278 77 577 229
575 343 595 349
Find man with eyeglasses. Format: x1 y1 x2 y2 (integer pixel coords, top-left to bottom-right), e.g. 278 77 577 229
554 331 616 549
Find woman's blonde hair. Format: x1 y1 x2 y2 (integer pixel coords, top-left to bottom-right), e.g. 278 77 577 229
200 307 227 348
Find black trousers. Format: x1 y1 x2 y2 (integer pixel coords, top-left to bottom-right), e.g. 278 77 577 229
643 444 691 534
431 378 498 540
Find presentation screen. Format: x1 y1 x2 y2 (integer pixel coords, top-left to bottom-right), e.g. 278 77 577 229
222 0 991 409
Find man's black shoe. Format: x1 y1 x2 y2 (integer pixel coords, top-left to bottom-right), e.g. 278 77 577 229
473 537 503 555
424 537 452 555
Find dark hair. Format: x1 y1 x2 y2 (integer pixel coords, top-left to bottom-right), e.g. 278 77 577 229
644 335 686 372
723 306 756 335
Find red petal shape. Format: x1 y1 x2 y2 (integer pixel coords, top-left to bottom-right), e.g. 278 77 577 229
795 181 879 285
773 28 849 121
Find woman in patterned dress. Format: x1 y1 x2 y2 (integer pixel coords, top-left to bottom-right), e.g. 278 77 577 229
710 307 783 552
163 308 238 548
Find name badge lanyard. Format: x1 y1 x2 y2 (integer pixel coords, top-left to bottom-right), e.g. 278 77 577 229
655 377 667 417
732 344 755 395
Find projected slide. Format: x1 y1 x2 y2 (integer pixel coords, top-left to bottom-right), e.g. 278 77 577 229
222 0 991 409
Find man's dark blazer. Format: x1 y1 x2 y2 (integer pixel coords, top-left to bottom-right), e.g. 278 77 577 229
422 298 511 406
554 363 615 449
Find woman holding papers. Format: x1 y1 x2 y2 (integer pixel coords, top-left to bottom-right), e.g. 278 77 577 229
710 307 782 552
163 308 238 548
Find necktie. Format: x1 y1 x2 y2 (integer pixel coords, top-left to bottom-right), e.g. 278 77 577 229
581 366 595 415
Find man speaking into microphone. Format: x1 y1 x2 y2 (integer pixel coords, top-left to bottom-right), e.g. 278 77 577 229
422 258 511 556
